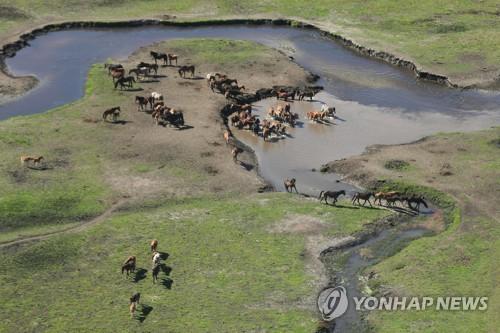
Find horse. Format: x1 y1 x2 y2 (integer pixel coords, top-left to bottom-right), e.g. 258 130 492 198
231 147 243 163
167 54 178 66
114 76 135 90
152 263 161 284
135 96 149 111
150 239 158 252
321 104 336 117
374 191 400 205
150 51 167 64
130 292 141 305
178 65 195 78
284 178 298 193
161 109 185 127
121 255 136 276
129 67 149 80
110 69 124 82
318 190 346 205
406 196 428 212
151 92 163 102
102 106 121 122
298 90 316 101
152 251 161 266
20 155 44 166
104 63 123 75
130 301 137 318
352 192 373 207
307 111 322 122
262 127 271 141
223 130 231 145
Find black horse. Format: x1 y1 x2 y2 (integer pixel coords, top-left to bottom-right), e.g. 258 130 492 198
150 51 167 64
114 76 136 90
178 65 195 78
318 190 346 205
352 192 373 207
406 196 428 212
161 110 185 127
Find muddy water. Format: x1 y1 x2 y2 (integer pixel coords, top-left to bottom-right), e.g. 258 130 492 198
235 94 499 193
1 24 500 192
329 227 429 332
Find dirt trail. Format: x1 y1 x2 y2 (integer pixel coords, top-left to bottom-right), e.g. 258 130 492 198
0 200 126 249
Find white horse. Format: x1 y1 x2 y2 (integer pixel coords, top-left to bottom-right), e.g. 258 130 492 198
152 251 161 266
321 104 336 117
151 92 163 103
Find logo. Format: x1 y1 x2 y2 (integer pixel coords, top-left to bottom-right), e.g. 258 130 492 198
317 286 348 321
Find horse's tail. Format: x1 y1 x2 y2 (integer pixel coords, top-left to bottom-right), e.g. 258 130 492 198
318 191 324 200
352 193 358 202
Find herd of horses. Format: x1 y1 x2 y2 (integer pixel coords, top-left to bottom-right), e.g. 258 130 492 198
122 239 167 318
285 179 428 212
101 49 193 128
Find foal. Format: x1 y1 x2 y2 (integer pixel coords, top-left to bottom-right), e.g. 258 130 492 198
150 239 158 252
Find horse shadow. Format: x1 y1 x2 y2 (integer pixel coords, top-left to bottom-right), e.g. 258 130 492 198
133 268 148 283
333 116 346 122
158 251 169 260
185 76 204 80
176 124 194 131
111 120 132 125
27 165 53 171
152 74 167 78
328 203 360 209
123 87 143 92
161 277 174 290
137 304 153 323
140 79 160 83
161 264 172 276
389 206 418 216
238 161 254 171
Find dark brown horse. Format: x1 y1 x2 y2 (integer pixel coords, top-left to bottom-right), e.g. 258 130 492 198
352 192 374 207
167 54 178 66
121 255 136 276
102 106 121 122
318 190 346 205
135 96 149 111
114 76 136 90
178 65 195 78
284 178 298 193
406 196 428 212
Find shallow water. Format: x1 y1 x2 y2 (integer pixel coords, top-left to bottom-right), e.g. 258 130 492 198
1 24 499 192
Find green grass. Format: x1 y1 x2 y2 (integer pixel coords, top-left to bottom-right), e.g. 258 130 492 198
0 193 389 332
2 0 500 82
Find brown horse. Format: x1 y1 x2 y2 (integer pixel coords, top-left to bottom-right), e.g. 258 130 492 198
284 178 298 193
129 301 137 318
167 54 178 66
178 65 195 78
102 106 121 122
121 256 136 276
20 155 44 166
110 69 124 82
223 130 231 145
374 191 400 205
135 96 149 111
150 239 158 252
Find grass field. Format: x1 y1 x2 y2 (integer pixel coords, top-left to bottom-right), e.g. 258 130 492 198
1 0 500 85
0 194 390 332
